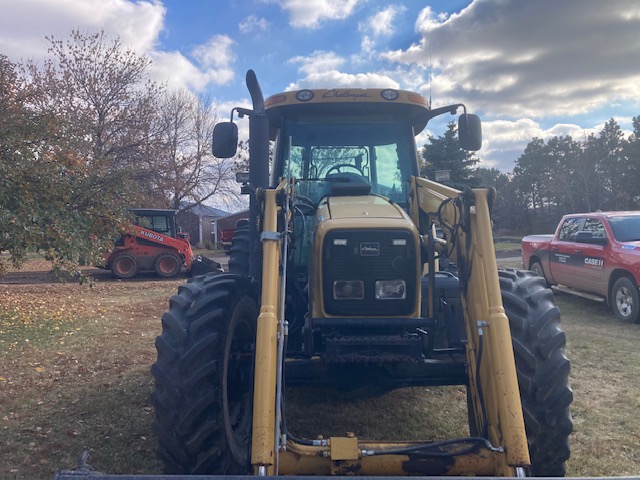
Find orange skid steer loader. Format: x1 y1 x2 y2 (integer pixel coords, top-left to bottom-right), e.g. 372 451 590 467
56 70 573 478
103 208 222 279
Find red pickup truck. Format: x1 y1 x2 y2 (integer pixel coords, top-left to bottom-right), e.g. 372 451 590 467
522 211 640 323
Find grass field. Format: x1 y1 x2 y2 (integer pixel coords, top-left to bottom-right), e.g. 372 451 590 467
1 258 639 478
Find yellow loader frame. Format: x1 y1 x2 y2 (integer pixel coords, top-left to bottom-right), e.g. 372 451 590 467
250 177 530 477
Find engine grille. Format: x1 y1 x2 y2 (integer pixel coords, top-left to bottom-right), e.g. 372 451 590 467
322 229 417 316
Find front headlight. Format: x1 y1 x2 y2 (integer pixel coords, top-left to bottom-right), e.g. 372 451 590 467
375 279 406 300
334 280 364 300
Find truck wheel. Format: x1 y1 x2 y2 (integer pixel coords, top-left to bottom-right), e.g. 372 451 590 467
529 260 550 287
229 224 250 275
151 274 257 474
611 276 640 323
111 254 138 279
499 269 573 477
154 253 182 278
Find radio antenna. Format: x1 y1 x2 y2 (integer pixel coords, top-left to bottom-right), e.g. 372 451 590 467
428 34 432 107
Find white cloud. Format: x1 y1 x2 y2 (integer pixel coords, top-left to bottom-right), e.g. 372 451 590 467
380 0 640 118
192 34 236 69
289 50 345 76
0 0 164 60
0 0 236 93
414 6 450 36
359 5 406 37
360 35 375 57
286 70 399 91
149 50 232 91
239 15 270 34
267 0 364 29
149 51 207 91
150 35 237 91
286 50 400 89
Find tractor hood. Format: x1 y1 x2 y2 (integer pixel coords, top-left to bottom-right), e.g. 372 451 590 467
320 195 407 220
313 194 419 245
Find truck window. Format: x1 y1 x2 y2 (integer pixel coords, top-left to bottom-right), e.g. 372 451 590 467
582 218 606 239
557 218 583 242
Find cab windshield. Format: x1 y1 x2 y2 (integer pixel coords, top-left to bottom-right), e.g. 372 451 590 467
279 118 417 206
608 215 640 242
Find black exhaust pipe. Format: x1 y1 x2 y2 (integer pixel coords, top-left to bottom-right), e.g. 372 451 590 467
246 70 270 279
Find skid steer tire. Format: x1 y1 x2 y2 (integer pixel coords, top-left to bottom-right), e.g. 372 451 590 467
228 224 250 275
499 268 573 477
111 254 138 279
154 253 182 278
151 273 257 474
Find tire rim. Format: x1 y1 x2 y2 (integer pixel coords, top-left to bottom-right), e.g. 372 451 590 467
158 256 177 274
616 285 633 318
117 258 134 275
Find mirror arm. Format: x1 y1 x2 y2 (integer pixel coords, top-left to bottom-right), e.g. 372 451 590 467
428 103 467 120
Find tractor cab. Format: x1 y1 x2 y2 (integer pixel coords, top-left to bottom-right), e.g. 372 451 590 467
265 89 431 211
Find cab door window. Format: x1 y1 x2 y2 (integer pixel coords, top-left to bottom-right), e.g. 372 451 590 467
582 218 606 240
557 218 583 242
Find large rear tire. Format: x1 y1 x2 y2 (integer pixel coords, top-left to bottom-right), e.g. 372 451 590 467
499 269 573 477
151 273 257 474
228 223 250 275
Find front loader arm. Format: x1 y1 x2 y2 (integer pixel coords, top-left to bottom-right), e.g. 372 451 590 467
409 176 530 474
249 176 531 477
251 180 291 475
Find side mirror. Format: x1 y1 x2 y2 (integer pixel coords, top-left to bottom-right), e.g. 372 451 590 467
212 122 238 158
458 114 482 151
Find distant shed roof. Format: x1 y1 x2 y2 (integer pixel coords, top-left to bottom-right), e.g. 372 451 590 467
180 202 229 218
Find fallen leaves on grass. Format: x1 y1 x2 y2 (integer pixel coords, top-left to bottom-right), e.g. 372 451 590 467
0 288 106 327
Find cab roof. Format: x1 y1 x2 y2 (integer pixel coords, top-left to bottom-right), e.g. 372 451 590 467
264 88 432 135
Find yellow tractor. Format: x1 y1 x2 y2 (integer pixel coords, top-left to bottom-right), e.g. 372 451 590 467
150 70 572 477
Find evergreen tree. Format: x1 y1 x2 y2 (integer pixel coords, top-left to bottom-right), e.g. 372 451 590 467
421 121 479 189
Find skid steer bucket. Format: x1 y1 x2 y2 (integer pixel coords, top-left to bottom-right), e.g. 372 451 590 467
190 255 224 276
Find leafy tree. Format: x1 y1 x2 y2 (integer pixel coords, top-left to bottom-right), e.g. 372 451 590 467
544 135 585 212
26 30 163 204
473 167 528 232
512 138 550 212
622 116 640 208
1 30 173 276
0 54 129 275
153 89 234 210
472 166 502 187
593 119 628 210
421 121 479 189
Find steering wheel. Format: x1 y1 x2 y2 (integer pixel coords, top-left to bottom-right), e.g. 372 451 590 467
325 163 365 177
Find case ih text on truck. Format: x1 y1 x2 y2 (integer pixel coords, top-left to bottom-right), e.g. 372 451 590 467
522 211 640 323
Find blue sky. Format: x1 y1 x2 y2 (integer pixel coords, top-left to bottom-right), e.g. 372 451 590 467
2 0 640 172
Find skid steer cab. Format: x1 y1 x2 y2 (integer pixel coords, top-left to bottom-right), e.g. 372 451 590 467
102 208 222 279
55 70 572 479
